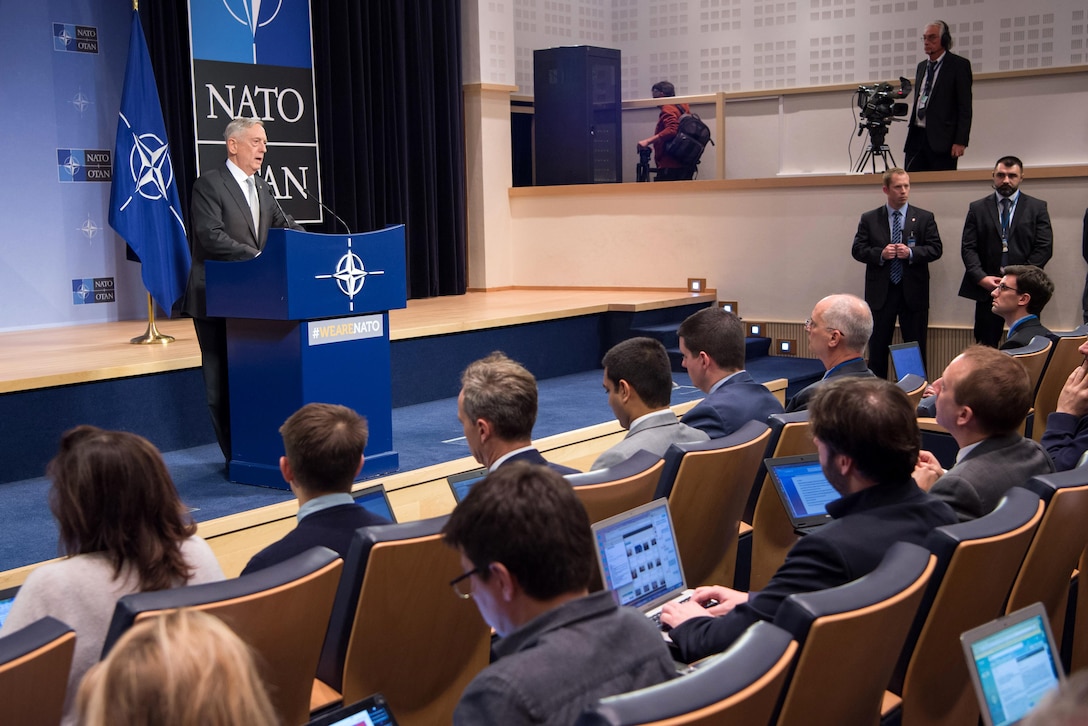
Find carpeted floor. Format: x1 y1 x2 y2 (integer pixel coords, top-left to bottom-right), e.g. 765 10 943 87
0 369 710 572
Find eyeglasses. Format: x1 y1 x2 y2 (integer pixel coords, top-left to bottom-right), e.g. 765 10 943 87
804 318 840 335
996 282 1020 293
449 565 485 599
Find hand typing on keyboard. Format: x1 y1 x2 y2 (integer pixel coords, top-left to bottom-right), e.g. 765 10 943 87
659 586 748 629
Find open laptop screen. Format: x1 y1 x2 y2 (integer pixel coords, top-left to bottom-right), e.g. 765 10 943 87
961 603 1065 726
307 693 397 726
447 468 488 503
592 499 686 611
352 484 396 523
889 341 927 382
765 454 840 529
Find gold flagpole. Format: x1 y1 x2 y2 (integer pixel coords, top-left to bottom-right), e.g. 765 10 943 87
130 293 175 344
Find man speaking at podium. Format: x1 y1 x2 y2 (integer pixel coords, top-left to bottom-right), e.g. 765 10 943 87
183 117 303 463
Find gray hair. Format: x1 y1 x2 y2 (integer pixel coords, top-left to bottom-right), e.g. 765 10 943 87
821 294 873 352
223 117 264 142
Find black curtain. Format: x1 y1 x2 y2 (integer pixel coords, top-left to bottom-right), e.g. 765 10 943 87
141 0 466 300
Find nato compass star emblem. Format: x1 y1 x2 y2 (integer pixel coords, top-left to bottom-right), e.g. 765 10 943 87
55 26 73 49
115 113 186 228
62 155 80 177
223 0 284 63
73 280 92 303
315 239 385 312
78 214 100 242
71 89 93 116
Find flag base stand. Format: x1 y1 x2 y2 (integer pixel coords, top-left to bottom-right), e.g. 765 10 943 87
129 293 175 345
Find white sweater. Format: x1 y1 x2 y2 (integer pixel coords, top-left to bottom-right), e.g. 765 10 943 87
0 536 224 725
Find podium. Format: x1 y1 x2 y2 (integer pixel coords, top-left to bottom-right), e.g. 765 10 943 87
206 225 407 488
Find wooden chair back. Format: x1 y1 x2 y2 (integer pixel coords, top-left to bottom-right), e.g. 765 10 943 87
580 621 796 726
1007 471 1088 644
891 488 1043 726
1004 335 1053 395
326 519 491 726
662 421 772 588
567 450 665 524
749 419 817 591
0 616 75 726
896 373 928 408
105 547 343 726
1030 327 1088 442
774 542 935 726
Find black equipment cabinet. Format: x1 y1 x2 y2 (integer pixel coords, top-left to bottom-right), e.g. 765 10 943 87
533 46 622 186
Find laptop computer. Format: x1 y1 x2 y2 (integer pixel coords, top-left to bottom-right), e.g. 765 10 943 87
765 453 841 535
0 585 19 629
351 483 396 523
592 498 693 631
960 602 1065 726
889 341 928 383
307 693 398 726
447 467 488 503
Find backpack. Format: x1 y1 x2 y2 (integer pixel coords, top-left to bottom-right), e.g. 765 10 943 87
664 107 714 167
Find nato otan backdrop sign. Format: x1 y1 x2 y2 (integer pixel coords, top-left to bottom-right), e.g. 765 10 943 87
187 0 322 223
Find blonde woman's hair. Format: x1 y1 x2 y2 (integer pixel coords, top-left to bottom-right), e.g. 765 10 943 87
77 609 280 726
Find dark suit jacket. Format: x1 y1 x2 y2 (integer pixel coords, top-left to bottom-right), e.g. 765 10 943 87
668 477 957 663
851 204 942 311
929 434 1054 522
183 164 299 318
904 51 973 155
1042 412 1088 472
681 371 784 439
959 192 1053 302
241 503 389 575
999 316 1051 350
500 448 580 475
785 358 875 413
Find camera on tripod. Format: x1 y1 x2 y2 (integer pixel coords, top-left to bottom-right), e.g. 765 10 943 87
856 77 912 127
852 76 912 173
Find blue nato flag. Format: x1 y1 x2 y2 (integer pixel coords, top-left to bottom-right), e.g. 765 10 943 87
108 9 191 315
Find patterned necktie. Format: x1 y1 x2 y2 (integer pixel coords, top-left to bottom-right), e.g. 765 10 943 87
247 176 260 232
918 60 938 120
890 210 903 284
1000 198 1012 269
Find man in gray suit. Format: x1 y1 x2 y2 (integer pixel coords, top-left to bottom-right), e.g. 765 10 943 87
914 345 1053 521
959 156 1053 347
591 337 707 470
184 117 302 461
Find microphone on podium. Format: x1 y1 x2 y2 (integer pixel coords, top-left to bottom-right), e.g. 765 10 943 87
301 187 353 235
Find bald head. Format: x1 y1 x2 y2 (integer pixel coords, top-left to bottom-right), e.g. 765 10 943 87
807 294 873 368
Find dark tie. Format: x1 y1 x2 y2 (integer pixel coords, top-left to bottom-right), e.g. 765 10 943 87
890 210 903 284
918 60 938 120
1000 198 1011 270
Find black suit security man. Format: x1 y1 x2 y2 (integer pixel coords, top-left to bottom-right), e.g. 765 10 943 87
183 117 302 461
904 21 973 172
959 156 1053 348
851 168 942 379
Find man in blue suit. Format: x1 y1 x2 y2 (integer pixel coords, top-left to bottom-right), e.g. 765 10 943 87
851 168 943 379
458 352 579 474
677 307 783 438
242 403 388 574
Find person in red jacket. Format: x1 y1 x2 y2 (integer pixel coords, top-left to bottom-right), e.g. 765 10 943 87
637 81 694 181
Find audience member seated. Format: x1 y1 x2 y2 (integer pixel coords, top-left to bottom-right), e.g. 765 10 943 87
76 608 279 726
676 306 784 438
785 294 876 412
1022 669 1088 726
913 345 1054 521
0 427 223 724
591 337 708 470
443 464 677 725
1041 338 1088 471
993 265 1054 350
458 352 579 474
242 403 388 575
660 378 955 663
